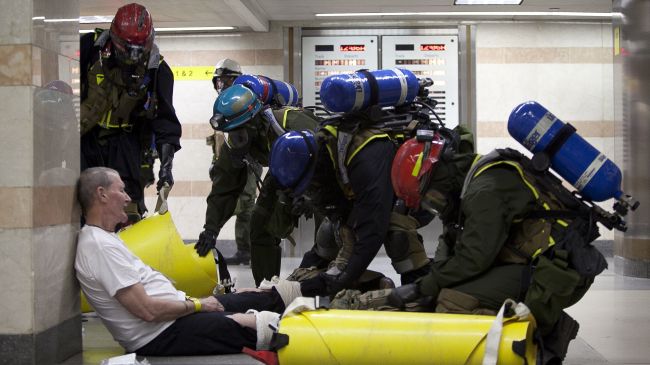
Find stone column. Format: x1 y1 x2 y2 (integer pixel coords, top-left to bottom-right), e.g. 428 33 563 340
613 0 650 278
0 0 82 363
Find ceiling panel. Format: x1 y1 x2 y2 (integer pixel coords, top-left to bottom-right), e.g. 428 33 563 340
79 0 614 32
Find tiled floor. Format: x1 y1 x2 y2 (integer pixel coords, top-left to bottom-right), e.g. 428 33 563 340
62 254 650 365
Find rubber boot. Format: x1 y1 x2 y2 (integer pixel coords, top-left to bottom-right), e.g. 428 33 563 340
251 241 282 286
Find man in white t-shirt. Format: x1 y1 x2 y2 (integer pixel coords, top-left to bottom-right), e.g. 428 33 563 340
75 167 282 356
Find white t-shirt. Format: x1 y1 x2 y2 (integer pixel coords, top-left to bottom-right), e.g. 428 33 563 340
75 225 186 352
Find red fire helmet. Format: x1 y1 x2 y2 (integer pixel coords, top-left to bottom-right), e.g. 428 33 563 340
391 133 445 210
110 3 154 65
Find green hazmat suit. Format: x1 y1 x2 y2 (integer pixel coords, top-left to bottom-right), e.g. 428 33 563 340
203 107 320 285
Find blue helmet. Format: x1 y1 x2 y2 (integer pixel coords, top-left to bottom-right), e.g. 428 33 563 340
269 130 317 197
210 84 262 131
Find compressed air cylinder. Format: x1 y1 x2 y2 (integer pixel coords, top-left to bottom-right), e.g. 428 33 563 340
81 212 220 312
508 101 623 202
277 309 537 365
319 68 420 113
234 74 300 106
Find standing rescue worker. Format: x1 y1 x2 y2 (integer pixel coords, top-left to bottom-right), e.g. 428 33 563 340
194 85 320 286
80 3 181 223
205 58 261 265
331 131 606 364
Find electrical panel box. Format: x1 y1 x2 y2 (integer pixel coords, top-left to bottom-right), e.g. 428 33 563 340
382 35 459 128
302 36 378 117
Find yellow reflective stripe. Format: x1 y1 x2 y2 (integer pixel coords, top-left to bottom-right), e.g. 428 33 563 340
96 73 104 85
543 202 551 210
532 248 543 259
346 134 389 165
474 160 541 201
412 152 424 177
557 219 569 227
324 125 337 137
282 109 291 128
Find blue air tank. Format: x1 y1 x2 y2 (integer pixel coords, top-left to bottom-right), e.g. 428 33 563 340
508 101 623 202
234 74 299 106
319 68 419 113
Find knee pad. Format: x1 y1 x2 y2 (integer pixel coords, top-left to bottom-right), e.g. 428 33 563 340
385 212 429 274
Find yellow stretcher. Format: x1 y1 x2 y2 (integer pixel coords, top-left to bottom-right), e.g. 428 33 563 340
81 212 220 312
276 308 537 365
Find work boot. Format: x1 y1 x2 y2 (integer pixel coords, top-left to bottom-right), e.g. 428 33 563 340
225 251 250 265
541 311 580 365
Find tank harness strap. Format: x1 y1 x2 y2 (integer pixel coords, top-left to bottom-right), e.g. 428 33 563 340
261 107 286 137
356 69 379 106
543 123 576 159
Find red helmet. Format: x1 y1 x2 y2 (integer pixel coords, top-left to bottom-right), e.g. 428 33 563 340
110 3 154 65
391 133 445 210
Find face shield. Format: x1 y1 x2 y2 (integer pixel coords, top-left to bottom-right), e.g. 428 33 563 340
112 36 150 66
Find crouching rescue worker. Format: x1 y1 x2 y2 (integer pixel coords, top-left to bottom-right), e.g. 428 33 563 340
330 130 608 364
194 85 320 286
80 3 181 222
266 123 434 298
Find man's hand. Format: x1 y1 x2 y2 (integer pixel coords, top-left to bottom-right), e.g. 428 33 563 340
200 296 224 312
157 144 175 191
195 229 218 257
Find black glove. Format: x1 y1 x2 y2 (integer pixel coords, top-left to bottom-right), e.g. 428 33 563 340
320 271 354 296
195 229 218 257
387 283 423 309
299 275 328 297
157 143 175 191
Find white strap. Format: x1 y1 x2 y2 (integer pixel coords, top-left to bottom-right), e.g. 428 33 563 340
482 299 531 365
282 296 319 318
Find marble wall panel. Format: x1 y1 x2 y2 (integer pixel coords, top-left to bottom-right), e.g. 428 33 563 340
33 224 79 332
477 23 611 48
173 81 216 123
0 229 34 334
171 139 214 182
0 0 31 45
476 64 610 122
0 86 34 187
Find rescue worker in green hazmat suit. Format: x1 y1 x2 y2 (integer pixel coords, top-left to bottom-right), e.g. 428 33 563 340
194 84 320 286
205 58 261 265
329 130 608 365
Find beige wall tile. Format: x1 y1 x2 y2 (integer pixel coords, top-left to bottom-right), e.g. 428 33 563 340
33 186 79 227
181 123 214 139
0 228 34 334
255 49 283 66
0 86 34 187
33 224 80 332
200 50 258 66
0 45 32 85
0 0 32 45
0 187 33 228
477 121 615 138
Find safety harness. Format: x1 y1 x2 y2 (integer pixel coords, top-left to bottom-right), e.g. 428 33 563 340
460 148 605 269
80 29 162 136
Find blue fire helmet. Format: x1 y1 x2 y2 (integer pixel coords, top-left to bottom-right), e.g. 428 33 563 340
269 130 317 197
210 84 262 131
